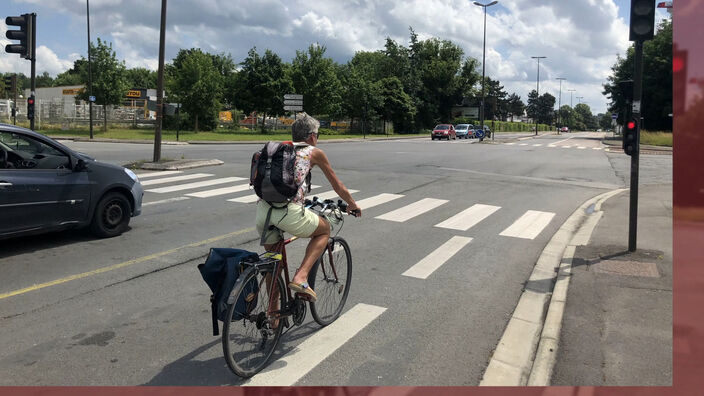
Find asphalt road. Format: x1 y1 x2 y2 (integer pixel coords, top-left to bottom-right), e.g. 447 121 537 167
0 132 672 385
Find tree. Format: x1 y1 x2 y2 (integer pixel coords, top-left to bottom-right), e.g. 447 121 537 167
228 47 292 132
378 76 416 132
36 71 54 88
290 44 343 117
574 103 597 130
558 105 575 129
75 38 129 131
527 90 556 125
170 48 223 131
125 67 157 89
598 112 613 130
506 93 525 122
484 77 508 121
53 59 88 86
603 19 672 131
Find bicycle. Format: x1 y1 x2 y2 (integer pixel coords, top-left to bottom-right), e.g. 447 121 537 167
221 197 358 378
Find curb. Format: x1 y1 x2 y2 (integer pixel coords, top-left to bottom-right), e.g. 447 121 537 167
479 188 627 386
50 135 427 145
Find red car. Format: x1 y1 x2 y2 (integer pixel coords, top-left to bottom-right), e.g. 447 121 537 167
431 124 456 140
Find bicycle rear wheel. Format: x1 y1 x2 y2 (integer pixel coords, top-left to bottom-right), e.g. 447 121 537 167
309 237 352 326
222 268 286 378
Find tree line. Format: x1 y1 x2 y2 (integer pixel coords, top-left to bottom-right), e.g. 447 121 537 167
3 28 607 133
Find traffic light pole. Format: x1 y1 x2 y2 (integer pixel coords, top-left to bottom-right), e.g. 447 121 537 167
29 13 36 131
628 41 644 252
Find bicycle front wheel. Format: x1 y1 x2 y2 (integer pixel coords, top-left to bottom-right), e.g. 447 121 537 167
310 236 352 326
222 269 285 378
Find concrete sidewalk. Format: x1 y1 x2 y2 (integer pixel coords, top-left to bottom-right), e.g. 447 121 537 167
551 183 672 385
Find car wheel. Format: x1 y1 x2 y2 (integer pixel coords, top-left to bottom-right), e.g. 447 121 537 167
90 192 132 238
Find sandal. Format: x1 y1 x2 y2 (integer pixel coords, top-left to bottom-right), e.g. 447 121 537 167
288 282 317 302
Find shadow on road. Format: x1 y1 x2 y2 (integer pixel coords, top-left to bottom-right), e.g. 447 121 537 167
0 228 119 259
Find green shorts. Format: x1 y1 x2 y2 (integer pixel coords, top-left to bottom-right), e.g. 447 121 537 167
256 201 321 245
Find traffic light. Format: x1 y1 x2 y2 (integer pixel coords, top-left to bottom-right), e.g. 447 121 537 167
5 14 34 59
27 96 35 120
673 46 687 115
623 118 638 156
629 0 656 42
3 76 12 93
617 80 634 103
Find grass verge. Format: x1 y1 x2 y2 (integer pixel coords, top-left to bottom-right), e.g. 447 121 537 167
640 131 672 147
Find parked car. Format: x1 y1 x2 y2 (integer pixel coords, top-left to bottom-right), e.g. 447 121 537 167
560 126 570 133
431 124 456 140
0 124 143 240
454 124 474 139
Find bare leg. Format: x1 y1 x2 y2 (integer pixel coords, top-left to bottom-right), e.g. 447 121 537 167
291 216 330 285
263 240 284 329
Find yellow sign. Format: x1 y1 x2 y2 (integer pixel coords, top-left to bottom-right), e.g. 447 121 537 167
219 111 233 122
62 88 83 96
126 90 143 99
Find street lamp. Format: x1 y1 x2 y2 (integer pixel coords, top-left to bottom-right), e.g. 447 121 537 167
568 89 576 107
531 56 546 136
86 0 93 139
556 77 566 134
576 96 584 105
473 0 498 141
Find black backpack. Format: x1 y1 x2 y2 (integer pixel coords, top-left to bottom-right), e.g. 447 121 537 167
198 248 259 336
250 141 311 205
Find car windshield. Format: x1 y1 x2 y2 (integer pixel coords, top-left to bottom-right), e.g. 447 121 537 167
456 125 468 130
434 125 449 130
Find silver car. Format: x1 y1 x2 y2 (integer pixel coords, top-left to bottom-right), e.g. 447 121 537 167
0 124 143 240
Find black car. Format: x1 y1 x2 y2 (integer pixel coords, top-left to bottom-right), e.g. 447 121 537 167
0 124 143 240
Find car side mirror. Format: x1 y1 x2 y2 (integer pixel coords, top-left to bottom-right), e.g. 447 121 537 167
74 158 87 172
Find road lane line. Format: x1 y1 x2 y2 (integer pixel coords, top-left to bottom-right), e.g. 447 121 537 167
593 147 602 150
243 303 387 386
435 204 501 231
354 193 404 210
505 142 516 145
228 185 322 204
553 136 577 145
0 227 255 300
147 177 246 193
499 210 556 240
375 198 448 222
577 146 586 149
140 173 213 186
136 170 183 179
185 183 252 198
561 145 572 148
548 145 556 147
402 236 473 279
142 197 191 206
532 144 543 147
519 143 528 146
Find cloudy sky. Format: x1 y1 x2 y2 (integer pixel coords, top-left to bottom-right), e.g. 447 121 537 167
1 0 670 114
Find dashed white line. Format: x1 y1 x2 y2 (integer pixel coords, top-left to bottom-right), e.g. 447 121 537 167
136 170 183 179
146 177 246 193
402 236 473 279
499 210 555 240
185 183 252 198
140 173 213 186
435 204 501 231
355 193 404 210
375 198 448 222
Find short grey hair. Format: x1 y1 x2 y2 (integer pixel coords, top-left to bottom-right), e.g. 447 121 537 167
291 112 320 142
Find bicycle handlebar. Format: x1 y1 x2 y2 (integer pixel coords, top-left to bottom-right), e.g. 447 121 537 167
304 197 360 217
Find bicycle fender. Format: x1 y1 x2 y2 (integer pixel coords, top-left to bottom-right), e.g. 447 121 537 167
227 266 257 305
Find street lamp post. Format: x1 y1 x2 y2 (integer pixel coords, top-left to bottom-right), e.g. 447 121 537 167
556 77 565 134
568 89 576 107
576 96 584 105
531 56 546 136
473 1 498 141
86 0 93 139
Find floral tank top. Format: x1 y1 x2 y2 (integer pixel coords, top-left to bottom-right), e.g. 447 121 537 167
292 144 315 204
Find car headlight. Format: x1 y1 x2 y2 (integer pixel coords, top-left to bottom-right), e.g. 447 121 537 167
124 168 139 182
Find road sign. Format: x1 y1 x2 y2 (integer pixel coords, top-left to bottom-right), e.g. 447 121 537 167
89 95 96 102
283 99 303 106
284 94 302 100
283 105 303 111
612 113 618 120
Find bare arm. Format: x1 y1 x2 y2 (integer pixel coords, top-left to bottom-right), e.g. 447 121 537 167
310 148 361 216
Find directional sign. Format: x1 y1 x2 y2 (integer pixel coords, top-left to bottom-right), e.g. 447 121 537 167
284 93 303 100
284 99 303 106
283 105 303 111
612 113 618 120
89 95 96 102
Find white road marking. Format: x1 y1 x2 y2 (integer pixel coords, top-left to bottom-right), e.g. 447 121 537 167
548 145 556 147
499 210 555 240
142 197 191 206
577 146 586 149
519 143 529 146
140 173 212 186
553 136 577 145
505 142 516 145
561 145 572 148
532 144 543 147
592 147 603 150
402 236 473 279
185 183 252 198
312 189 360 201
375 198 448 222
136 170 183 179
355 193 404 210
435 204 501 231
228 185 322 204
146 177 246 193
243 303 387 386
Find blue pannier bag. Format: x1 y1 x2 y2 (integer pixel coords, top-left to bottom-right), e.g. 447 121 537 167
198 248 259 336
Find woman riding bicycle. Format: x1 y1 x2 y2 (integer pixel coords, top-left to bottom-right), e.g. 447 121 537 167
255 113 361 301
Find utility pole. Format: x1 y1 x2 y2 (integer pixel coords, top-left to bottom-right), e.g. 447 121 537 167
153 0 167 163
86 0 93 139
473 1 498 141
568 89 576 108
556 77 565 134
531 56 546 136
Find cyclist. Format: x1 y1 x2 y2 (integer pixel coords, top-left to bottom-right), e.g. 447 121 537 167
255 113 361 302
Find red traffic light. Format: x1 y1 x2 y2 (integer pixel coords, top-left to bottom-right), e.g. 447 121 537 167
627 121 636 129
27 98 34 105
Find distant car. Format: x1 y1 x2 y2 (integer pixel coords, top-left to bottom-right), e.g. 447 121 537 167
431 124 456 140
560 126 569 133
0 124 143 240
454 124 474 139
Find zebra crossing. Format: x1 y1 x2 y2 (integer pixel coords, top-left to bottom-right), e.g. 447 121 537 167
136 170 556 241
503 141 605 150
